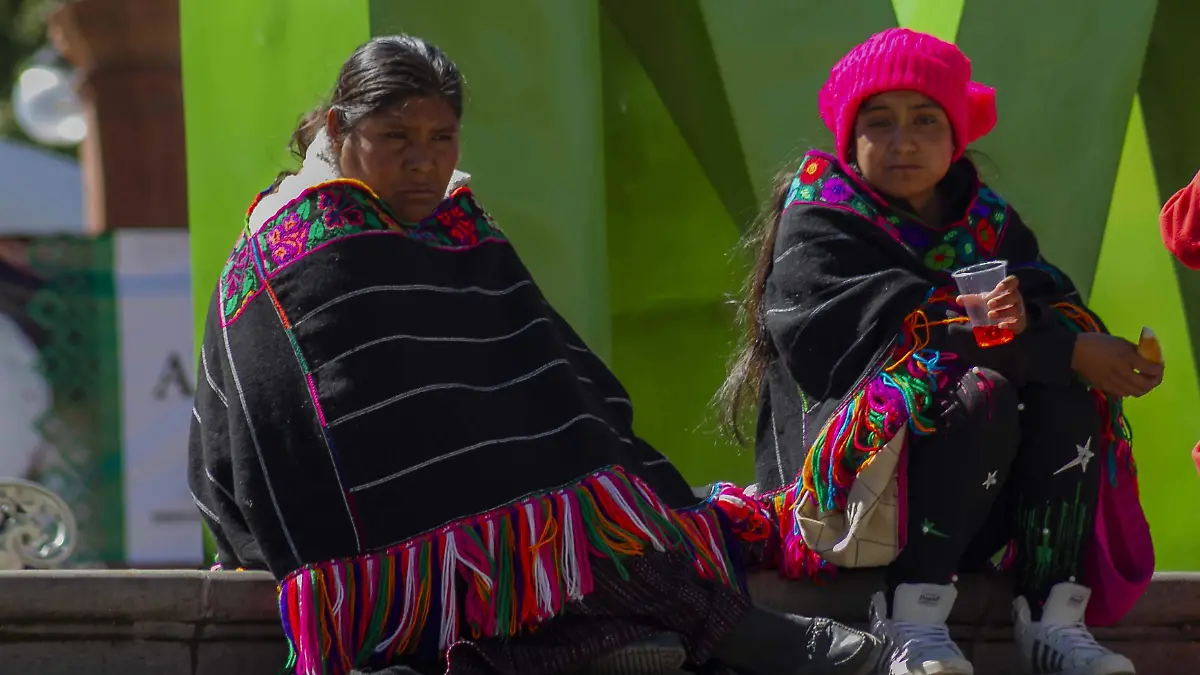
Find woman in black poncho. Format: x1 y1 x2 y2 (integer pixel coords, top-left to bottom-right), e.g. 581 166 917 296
716 28 1160 675
187 35 878 675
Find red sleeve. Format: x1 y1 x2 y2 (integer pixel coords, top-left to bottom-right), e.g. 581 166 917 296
1161 170 1200 270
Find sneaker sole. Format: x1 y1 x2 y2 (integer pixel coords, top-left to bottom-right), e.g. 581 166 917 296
889 660 975 675
1032 667 1132 672
1019 654 1136 675
1033 670 1135 675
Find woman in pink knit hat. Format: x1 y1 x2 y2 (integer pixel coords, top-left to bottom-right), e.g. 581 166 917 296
716 28 1160 675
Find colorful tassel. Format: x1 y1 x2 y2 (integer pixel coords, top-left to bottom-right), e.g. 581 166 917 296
997 539 1018 572
1051 301 1137 486
275 466 740 675
753 290 968 581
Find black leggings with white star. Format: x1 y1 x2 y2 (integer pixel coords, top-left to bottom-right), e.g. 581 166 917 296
886 366 1104 615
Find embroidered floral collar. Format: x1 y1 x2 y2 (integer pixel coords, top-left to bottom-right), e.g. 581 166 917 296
783 150 1011 274
245 127 472 235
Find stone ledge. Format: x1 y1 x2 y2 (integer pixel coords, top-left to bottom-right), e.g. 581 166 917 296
0 569 277 623
4 569 1197 627
0 570 1196 674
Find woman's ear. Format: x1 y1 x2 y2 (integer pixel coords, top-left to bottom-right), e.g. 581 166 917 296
325 108 341 139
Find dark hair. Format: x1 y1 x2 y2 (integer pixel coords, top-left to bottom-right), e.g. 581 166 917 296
278 35 463 180
963 149 998 182
715 167 795 444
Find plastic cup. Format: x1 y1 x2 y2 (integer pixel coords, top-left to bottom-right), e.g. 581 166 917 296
951 260 1013 348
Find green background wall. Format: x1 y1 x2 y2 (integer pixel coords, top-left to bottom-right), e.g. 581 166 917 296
182 0 1200 569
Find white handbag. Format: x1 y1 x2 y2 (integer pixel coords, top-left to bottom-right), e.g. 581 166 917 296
794 426 905 568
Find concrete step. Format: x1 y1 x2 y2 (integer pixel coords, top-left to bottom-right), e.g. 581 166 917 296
0 569 1194 674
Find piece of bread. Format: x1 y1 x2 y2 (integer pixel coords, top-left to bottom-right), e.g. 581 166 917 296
1137 326 1163 364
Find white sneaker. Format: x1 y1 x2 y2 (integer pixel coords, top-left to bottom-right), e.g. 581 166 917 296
1013 582 1136 675
870 583 974 674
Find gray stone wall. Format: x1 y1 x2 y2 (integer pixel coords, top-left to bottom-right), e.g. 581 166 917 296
0 570 1195 674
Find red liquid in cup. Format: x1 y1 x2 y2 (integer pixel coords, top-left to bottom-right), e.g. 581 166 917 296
973 324 1014 348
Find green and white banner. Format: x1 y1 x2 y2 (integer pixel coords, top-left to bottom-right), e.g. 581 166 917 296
115 231 202 565
0 230 200 566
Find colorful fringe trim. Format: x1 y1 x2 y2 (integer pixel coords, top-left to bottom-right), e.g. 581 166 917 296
759 289 966 580
276 466 738 675
1050 302 1136 485
707 482 780 570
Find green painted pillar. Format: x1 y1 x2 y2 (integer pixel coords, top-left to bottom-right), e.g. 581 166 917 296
702 0 899 190
369 2 612 358
955 1 1156 298
598 6 747 483
1141 0 1200 391
891 0 964 41
181 0 371 346
1090 99 1200 570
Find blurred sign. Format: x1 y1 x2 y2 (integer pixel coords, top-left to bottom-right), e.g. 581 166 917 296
0 231 201 566
116 231 201 565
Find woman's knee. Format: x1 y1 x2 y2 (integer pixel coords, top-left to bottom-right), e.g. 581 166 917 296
1020 382 1101 432
953 366 1021 423
947 366 1022 461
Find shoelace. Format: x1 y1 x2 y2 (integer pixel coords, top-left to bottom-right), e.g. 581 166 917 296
891 621 962 662
1042 623 1110 661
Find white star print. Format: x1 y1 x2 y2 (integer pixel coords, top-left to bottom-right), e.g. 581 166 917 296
1053 437 1094 476
982 471 998 490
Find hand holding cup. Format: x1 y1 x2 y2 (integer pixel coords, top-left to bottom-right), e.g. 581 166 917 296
952 261 1025 347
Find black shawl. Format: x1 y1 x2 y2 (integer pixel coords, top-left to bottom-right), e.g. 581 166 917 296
751 151 1132 579
187 179 740 674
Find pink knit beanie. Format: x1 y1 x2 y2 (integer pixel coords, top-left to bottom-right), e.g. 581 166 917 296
818 28 998 164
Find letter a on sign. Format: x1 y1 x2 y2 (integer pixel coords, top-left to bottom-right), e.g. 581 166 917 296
152 352 195 400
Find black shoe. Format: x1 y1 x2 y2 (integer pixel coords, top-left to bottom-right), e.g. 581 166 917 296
788 615 881 675
714 606 882 675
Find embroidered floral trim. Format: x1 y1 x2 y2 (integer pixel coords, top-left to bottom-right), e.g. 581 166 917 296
783 150 1011 273
219 181 506 326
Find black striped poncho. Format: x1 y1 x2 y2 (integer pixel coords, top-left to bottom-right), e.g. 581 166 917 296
187 179 743 674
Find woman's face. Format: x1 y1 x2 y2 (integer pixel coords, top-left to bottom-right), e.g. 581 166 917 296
332 96 461 222
852 91 954 212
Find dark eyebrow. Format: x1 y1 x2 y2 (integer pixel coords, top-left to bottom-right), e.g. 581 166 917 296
861 104 892 113
912 102 941 110
377 119 461 134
